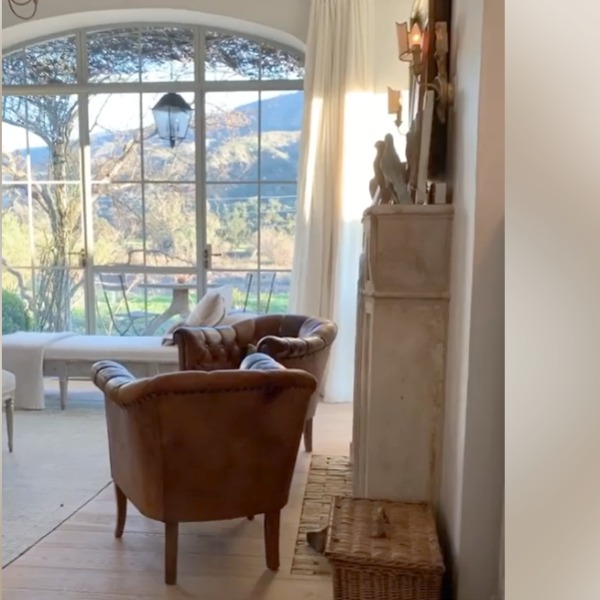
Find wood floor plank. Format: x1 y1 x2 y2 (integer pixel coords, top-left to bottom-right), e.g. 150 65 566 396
3 402 351 599
3 566 333 599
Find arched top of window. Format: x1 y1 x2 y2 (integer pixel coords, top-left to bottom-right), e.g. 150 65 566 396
2 24 304 87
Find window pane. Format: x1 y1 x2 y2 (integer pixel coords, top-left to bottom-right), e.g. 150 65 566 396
95 271 152 336
90 93 142 183
141 27 195 82
2 119 28 181
259 90 303 181
87 28 141 83
206 183 258 271
2 186 33 266
260 42 304 81
259 183 296 269
3 95 80 181
259 182 295 314
137 273 199 335
144 183 197 268
26 36 77 84
28 184 84 332
92 183 143 266
2 50 26 86
143 92 195 182
205 32 260 81
206 91 258 182
207 270 258 313
1 268 34 333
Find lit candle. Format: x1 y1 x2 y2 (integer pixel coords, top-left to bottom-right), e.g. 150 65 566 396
409 23 423 48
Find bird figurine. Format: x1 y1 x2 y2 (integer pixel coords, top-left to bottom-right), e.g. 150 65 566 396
380 133 411 204
369 140 392 204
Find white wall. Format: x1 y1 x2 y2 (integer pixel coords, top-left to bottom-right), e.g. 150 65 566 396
2 0 309 49
439 0 504 598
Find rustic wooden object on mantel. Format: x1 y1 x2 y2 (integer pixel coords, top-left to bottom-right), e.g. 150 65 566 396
352 204 453 502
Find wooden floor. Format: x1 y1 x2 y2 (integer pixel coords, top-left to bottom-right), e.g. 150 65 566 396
2 402 352 599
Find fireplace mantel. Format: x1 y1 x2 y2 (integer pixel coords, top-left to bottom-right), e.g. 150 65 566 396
352 204 453 502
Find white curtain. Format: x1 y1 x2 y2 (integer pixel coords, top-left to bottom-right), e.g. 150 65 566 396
289 0 376 403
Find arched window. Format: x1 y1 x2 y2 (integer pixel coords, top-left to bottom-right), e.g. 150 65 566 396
1 25 304 335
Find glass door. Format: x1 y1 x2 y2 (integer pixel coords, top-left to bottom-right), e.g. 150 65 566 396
204 89 302 314
88 91 198 335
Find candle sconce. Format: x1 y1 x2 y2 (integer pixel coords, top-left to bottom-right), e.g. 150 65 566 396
396 21 425 78
373 1 452 206
394 19 453 126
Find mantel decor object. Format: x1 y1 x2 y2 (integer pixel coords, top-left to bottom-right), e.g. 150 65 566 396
386 0 452 204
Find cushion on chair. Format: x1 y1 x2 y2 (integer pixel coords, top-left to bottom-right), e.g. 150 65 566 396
44 335 178 363
2 370 16 399
240 352 285 371
161 286 236 346
185 290 226 327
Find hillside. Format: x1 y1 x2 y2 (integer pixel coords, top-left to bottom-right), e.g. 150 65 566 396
5 91 302 191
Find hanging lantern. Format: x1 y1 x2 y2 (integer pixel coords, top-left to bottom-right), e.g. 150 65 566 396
151 93 193 148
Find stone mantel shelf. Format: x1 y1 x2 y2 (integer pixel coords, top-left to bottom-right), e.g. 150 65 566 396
363 204 454 217
361 289 450 300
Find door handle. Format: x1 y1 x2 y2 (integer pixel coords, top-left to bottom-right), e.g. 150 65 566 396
203 245 222 270
68 248 87 268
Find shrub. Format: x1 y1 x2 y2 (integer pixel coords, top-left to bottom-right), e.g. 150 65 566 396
2 289 31 334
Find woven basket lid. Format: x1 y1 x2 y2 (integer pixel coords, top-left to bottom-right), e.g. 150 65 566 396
324 496 445 573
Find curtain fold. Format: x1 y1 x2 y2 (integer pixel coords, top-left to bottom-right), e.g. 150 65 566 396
289 0 376 403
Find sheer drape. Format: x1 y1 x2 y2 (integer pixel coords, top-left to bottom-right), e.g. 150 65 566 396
289 0 376 403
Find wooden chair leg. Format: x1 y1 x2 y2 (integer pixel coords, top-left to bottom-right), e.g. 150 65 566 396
264 511 280 571
5 398 14 453
303 418 313 452
114 483 127 538
165 522 179 585
59 376 68 410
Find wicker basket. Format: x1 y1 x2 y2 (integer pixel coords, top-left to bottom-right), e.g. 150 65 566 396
324 497 445 600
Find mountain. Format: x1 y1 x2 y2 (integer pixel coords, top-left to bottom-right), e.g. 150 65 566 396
7 91 304 188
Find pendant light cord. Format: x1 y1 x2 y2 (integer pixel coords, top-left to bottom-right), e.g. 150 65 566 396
8 0 38 20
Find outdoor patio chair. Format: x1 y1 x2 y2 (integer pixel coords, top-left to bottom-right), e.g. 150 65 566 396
97 273 158 336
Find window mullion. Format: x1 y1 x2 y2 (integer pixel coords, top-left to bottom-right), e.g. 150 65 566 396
195 26 208 298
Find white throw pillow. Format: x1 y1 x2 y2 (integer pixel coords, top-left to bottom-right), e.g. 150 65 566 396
185 290 226 327
209 284 233 313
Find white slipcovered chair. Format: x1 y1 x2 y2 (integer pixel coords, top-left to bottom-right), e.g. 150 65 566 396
2 369 15 452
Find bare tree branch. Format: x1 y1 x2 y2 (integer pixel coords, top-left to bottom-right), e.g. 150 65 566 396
2 258 35 313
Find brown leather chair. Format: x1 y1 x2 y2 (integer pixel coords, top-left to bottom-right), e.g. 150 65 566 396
91 353 317 585
173 314 338 452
